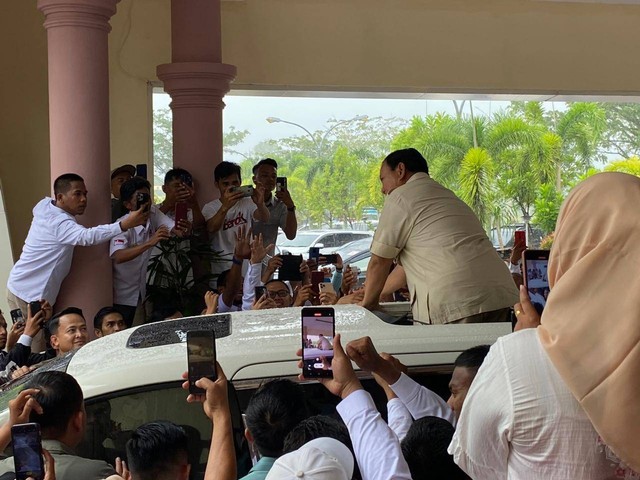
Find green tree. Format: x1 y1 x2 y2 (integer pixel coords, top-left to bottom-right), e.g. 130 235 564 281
604 157 640 176
533 183 564 234
599 103 640 158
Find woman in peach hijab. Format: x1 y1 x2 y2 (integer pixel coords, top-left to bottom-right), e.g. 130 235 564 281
449 172 639 479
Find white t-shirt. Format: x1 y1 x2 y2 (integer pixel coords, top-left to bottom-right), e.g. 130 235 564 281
202 197 257 276
8 198 123 304
449 328 617 480
110 206 174 306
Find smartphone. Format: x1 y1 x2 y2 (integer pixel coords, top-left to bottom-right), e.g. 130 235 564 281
302 307 335 378
175 202 189 225
308 247 320 260
523 250 550 315
187 330 217 395
319 282 336 295
231 185 254 198
28 301 42 318
514 230 526 247
276 177 287 193
11 423 44 480
180 172 193 187
310 271 324 294
136 192 151 211
10 309 24 324
278 254 303 281
136 163 148 180
318 254 338 265
255 286 267 300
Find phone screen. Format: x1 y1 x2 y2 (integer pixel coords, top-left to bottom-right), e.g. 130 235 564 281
10 309 24 324
302 307 335 378
12 423 44 480
187 331 217 394
276 177 287 192
524 250 550 315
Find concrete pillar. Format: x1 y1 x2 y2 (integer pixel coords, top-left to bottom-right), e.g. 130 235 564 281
157 0 236 207
38 0 118 326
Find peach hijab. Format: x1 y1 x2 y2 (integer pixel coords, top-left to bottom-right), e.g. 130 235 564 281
538 172 640 471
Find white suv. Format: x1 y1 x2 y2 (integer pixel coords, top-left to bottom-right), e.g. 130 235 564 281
278 230 373 258
0 306 510 479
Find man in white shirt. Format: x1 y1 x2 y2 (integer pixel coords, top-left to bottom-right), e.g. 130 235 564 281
202 161 268 287
110 177 189 326
7 173 146 350
297 334 412 480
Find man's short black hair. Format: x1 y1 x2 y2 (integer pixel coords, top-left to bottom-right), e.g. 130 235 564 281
93 306 121 330
126 421 189 480
27 371 83 439
53 173 84 196
164 168 192 185
454 344 490 370
48 307 84 336
120 176 151 203
214 161 241 183
252 158 278 175
283 415 362 480
148 305 182 324
401 416 469 480
245 379 309 458
384 148 429 175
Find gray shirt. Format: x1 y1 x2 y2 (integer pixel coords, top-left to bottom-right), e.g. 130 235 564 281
251 196 288 249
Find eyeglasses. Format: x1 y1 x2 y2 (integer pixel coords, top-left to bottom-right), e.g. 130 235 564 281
267 289 290 298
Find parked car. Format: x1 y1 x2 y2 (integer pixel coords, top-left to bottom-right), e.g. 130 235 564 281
0 307 510 479
277 230 373 258
335 237 373 260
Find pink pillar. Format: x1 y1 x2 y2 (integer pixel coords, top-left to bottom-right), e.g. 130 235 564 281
157 0 236 207
38 0 118 326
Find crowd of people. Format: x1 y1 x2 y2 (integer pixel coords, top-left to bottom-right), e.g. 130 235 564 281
0 149 637 479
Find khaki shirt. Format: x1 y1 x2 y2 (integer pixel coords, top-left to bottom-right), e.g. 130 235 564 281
0 439 115 480
371 173 518 324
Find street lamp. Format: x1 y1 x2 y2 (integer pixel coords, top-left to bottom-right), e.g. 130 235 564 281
266 115 368 158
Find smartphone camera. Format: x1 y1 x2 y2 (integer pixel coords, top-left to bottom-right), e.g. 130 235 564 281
301 307 335 378
136 192 151 212
179 173 193 187
187 330 217 395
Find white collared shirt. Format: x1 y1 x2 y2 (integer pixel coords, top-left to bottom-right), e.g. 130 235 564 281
8 198 123 304
449 329 617 480
390 372 456 426
110 206 174 306
337 389 412 480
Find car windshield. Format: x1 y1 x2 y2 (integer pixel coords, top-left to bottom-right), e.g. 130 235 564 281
279 233 320 247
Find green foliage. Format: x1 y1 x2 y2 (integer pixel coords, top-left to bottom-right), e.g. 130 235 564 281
146 236 223 316
390 100 610 235
604 157 640 176
533 184 564 235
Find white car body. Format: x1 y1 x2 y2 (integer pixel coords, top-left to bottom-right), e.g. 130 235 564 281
277 231 373 258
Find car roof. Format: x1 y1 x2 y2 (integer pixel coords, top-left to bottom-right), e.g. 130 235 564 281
64 305 509 402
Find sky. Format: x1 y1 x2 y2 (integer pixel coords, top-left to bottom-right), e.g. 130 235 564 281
153 92 514 162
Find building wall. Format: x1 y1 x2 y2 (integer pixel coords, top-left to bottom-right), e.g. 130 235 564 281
2 0 640 261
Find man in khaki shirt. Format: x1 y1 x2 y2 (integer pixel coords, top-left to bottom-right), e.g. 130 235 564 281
361 148 518 324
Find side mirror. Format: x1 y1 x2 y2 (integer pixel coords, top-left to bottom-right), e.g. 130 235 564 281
315 243 324 249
